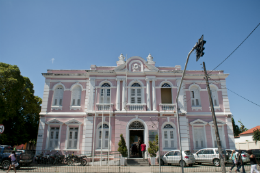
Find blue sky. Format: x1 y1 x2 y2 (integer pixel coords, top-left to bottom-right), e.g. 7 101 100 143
1 0 259 129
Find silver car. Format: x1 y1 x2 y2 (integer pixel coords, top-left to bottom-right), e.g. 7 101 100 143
193 148 227 166
225 149 250 164
160 150 195 167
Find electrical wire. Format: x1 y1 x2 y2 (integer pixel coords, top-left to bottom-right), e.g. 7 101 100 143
209 23 260 74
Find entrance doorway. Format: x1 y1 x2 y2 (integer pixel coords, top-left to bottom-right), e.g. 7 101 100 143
129 130 144 158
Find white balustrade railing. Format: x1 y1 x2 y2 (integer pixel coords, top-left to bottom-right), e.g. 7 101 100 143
126 104 146 111
96 103 113 111
159 104 176 112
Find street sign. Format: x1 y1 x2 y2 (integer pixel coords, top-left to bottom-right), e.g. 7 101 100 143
0 124 4 134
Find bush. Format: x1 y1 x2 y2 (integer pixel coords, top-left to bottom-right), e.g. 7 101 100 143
118 134 128 157
148 135 158 157
253 128 260 144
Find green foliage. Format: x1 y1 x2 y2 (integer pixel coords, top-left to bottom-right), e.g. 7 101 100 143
0 62 42 146
148 135 158 157
118 134 128 157
238 120 248 133
232 118 241 136
253 129 260 144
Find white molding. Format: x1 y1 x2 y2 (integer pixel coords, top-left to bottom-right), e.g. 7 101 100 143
186 112 231 116
188 83 202 91
70 82 84 91
46 118 63 125
158 80 174 87
52 82 66 90
50 80 87 82
190 119 208 125
126 118 148 158
95 121 111 150
129 60 144 72
70 106 81 110
51 106 63 110
191 106 202 111
65 118 83 125
190 119 208 150
128 79 145 87
40 112 86 116
98 80 113 87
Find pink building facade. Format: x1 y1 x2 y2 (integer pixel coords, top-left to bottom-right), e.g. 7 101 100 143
36 54 235 157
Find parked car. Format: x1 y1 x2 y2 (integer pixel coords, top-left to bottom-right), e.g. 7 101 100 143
160 150 195 167
0 146 32 169
193 148 227 167
225 149 250 164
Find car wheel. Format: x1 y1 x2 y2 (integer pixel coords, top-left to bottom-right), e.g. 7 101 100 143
2 160 11 170
179 160 186 167
81 159 87 166
213 159 220 167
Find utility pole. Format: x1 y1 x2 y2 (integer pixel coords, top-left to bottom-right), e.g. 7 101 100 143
203 62 226 173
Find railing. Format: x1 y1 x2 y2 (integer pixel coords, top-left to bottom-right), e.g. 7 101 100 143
126 103 146 111
96 103 114 111
159 103 176 112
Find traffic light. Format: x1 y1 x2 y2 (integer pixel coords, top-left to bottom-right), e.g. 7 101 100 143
196 35 206 61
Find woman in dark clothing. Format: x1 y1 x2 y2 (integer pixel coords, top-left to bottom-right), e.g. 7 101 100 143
236 151 245 173
248 150 259 173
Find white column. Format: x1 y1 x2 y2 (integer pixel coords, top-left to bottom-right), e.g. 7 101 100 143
226 116 235 149
35 117 46 154
179 116 190 150
146 79 151 111
122 79 126 111
116 78 121 111
152 79 156 111
41 79 50 113
87 78 95 111
82 116 94 153
220 80 231 113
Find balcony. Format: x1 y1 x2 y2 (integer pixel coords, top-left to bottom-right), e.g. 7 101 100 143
159 103 176 112
126 103 146 111
96 103 113 111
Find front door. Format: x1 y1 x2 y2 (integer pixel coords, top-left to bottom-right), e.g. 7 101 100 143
129 130 144 158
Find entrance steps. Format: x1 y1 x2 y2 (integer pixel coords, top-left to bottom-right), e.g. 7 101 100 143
127 158 149 166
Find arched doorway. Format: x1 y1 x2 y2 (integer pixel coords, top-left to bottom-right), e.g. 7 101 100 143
129 121 144 158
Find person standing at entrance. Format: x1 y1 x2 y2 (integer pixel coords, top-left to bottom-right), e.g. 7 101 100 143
141 142 146 160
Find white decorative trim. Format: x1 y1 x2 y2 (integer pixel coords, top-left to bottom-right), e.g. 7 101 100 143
191 106 202 111
188 83 202 91
129 60 144 72
190 119 208 125
45 119 62 150
70 106 81 110
95 121 111 151
128 79 145 87
51 106 62 110
209 106 221 111
70 82 84 91
65 118 83 125
98 80 113 87
159 80 174 88
46 118 63 125
52 82 66 90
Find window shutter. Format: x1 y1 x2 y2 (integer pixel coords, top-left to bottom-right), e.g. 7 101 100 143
72 99 75 105
77 99 80 106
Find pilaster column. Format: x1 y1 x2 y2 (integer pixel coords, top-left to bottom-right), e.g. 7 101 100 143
152 79 157 111
116 78 121 111
122 79 126 111
146 78 151 111
87 78 95 111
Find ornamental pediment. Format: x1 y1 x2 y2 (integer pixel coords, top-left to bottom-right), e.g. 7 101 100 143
46 118 63 125
65 118 82 125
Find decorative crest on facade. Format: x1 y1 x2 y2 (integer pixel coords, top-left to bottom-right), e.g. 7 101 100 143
163 124 174 129
98 124 109 129
129 121 144 129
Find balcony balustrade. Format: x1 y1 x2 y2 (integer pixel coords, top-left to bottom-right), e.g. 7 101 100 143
159 103 176 112
126 103 146 111
96 103 113 111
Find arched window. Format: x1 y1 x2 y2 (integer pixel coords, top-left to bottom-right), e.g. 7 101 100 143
97 124 109 149
210 88 219 106
161 83 172 103
100 83 111 103
162 124 175 149
190 86 201 106
71 86 82 106
53 85 64 106
130 83 141 104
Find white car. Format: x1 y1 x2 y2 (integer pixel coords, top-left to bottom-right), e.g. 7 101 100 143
160 150 195 167
193 148 227 167
225 149 250 164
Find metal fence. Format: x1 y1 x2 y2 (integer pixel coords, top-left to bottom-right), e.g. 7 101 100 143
1 149 260 173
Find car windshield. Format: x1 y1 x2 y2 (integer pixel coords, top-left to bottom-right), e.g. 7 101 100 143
184 151 191 155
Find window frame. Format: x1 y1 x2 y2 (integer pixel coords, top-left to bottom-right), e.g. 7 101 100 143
128 82 144 104
190 119 208 151
65 119 82 151
52 85 64 110
99 83 111 104
209 120 226 149
161 123 177 150
95 122 111 151
45 119 63 150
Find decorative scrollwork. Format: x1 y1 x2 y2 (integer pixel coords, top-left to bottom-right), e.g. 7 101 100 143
161 83 171 88
129 121 144 129
101 83 111 87
98 124 109 129
163 124 174 129
131 83 141 87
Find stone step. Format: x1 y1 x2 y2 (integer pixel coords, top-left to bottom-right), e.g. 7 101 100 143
127 159 149 166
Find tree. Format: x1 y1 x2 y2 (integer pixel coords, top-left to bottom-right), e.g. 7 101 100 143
148 135 158 157
118 134 128 157
232 118 241 136
0 62 42 146
252 128 260 144
238 120 248 133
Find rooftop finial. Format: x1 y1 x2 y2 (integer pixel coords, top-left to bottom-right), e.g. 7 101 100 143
119 53 125 61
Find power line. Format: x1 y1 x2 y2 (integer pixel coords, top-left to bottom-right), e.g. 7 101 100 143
210 23 260 73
